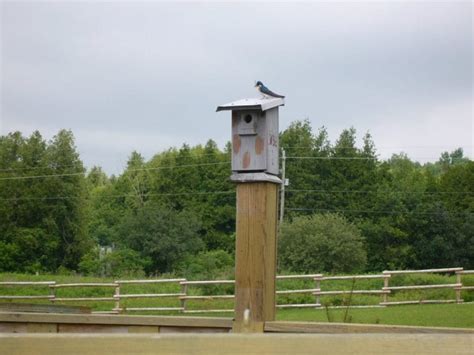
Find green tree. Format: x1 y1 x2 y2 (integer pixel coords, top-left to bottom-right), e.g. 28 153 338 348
279 213 367 273
0 130 90 272
118 201 204 273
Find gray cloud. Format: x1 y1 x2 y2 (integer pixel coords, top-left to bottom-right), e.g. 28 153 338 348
1 1 472 174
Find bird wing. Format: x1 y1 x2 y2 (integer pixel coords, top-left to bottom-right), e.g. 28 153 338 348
260 85 285 98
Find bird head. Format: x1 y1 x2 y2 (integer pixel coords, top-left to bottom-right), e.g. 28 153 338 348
255 81 263 87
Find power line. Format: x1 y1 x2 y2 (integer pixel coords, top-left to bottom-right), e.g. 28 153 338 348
5 186 472 202
0 153 471 181
286 156 377 160
0 143 468 173
0 164 82 172
286 189 474 196
286 208 473 217
0 152 231 173
0 162 231 181
0 171 86 180
283 145 473 150
285 156 470 161
0 190 235 202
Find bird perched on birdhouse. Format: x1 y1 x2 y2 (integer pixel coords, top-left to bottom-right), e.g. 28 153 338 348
255 81 285 99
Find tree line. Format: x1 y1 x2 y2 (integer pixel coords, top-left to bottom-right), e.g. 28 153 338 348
0 122 472 277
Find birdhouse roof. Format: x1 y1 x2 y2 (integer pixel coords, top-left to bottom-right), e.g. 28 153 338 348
216 97 284 112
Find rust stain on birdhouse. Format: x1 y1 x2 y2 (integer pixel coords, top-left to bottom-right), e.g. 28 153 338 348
242 151 251 169
255 136 264 155
233 134 241 154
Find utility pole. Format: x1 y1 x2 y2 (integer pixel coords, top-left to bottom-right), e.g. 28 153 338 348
279 149 286 224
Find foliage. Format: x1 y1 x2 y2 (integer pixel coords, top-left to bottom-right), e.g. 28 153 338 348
118 201 204 274
79 247 150 278
0 130 91 272
177 250 234 280
0 124 472 276
279 213 367 273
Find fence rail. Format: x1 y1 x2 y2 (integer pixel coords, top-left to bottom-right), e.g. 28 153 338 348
0 267 472 314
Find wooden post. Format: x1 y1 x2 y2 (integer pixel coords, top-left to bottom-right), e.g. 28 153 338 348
114 285 121 314
455 271 462 304
49 284 56 304
180 284 188 312
315 277 321 307
382 275 389 305
216 96 284 332
233 182 279 333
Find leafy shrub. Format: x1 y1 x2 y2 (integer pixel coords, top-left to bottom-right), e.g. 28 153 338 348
178 250 234 295
178 250 234 279
79 247 150 277
279 213 367 273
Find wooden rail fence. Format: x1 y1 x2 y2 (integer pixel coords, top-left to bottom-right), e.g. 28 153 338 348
0 267 472 314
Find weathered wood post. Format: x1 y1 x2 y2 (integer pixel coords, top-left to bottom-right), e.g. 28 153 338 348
217 98 284 332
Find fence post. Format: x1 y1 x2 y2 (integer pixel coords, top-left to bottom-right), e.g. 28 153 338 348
49 283 56 304
180 281 188 313
382 273 390 305
114 283 121 314
455 270 462 304
315 276 321 307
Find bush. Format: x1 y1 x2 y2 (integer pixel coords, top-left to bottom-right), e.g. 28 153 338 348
279 213 367 273
79 247 150 277
178 250 234 280
177 250 235 295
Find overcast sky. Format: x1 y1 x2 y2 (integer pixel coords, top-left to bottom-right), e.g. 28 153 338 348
1 1 472 174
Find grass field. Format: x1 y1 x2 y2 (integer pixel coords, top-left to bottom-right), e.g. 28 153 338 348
1 272 473 328
276 304 474 328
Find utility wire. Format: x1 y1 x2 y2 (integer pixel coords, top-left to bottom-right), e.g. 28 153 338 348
286 208 473 217
285 156 378 160
4 187 472 202
286 189 474 196
283 145 473 150
0 164 82 172
0 143 468 172
285 156 470 161
0 153 471 181
0 152 231 173
1 190 235 202
0 162 231 181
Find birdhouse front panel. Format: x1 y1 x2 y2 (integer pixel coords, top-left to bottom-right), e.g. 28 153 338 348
231 108 279 175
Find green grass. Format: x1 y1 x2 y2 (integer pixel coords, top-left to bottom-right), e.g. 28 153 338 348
1 272 473 328
276 303 474 328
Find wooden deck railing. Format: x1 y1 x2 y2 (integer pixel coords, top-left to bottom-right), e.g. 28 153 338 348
0 267 472 314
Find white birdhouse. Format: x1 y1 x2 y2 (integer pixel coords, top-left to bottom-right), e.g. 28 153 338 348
217 97 284 180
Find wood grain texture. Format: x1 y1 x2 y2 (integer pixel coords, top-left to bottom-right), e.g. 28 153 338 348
26 323 57 333
0 312 233 329
233 321 264 333
0 303 90 314
58 324 130 333
0 333 472 355
234 182 278 331
160 326 230 333
127 326 159 333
